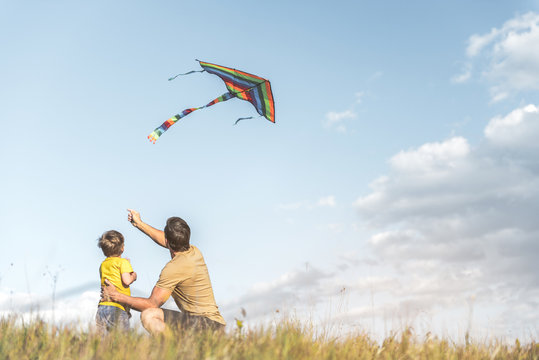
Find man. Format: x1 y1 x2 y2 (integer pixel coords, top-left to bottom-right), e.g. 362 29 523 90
101 209 226 334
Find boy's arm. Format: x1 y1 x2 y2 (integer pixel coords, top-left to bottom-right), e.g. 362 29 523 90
102 279 170 312
127 209 167 248
121 272 137 287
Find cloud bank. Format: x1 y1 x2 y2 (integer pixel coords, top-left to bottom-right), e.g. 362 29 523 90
225 104 539 340
353 103 539 337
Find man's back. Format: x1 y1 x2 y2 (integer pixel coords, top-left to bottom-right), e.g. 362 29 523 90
156 245 225 325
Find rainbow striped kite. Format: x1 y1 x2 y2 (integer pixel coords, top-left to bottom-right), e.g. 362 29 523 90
148 60 275 143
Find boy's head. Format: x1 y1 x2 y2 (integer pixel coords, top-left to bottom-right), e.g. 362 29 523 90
98 230 124 257
164 217 190 252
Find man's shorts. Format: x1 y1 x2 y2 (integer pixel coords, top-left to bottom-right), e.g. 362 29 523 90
162 309 224 331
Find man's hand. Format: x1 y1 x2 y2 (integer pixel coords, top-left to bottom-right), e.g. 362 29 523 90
126 209 167 248
101 279 120 303
127 209 142 228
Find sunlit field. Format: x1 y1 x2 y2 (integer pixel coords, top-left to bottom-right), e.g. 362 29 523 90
0 316 536 360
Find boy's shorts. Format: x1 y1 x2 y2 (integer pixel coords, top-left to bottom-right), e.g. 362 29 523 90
162 309 224 331
96 305 129 332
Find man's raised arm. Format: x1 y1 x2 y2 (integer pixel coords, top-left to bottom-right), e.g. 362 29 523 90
127 209 167 248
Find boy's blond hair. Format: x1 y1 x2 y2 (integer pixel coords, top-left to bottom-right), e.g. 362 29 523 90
98 230 124 257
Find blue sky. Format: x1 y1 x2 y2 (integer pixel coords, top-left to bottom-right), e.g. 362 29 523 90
1 0 538 339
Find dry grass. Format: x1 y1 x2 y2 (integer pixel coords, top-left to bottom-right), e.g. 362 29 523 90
0 316 536 360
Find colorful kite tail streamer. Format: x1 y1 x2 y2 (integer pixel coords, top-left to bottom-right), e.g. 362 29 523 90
148 92 236 143
148 115 180 143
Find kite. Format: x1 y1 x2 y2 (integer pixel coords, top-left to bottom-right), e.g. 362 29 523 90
148 60 275 143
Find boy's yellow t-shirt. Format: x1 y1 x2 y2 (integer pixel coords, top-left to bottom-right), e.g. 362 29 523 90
99 257 133 311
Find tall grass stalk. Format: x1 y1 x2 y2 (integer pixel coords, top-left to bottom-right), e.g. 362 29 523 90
0 316 536 359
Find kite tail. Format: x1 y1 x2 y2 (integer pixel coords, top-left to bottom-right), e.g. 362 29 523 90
148 92 236 143
168 69 205 81
233 116 254 125
148 108 197 143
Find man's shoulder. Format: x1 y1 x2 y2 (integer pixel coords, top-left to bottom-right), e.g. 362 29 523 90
157 254 192 285
161 246 201 272
161 256 183 273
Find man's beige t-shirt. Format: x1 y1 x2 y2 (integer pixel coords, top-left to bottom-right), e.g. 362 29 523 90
155 245 225 325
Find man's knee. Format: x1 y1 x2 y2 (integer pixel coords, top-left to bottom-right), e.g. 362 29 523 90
140 308 163 329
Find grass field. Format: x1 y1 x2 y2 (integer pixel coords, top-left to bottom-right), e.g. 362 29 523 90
0 316 537 360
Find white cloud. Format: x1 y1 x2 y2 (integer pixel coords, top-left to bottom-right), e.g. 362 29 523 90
317 195 336 207
489 89 509 103
461 12 539 101
452 62 472 84
353 103 539 339
0 289 100 327
451 69 471 84
484 104 539 149
326 110 356 125
213 132 539 335
219 257 526 339
355 91 365 104
389 137 470 173
220 265 336 322
467 28 500 57
0 284 150 330
325 110 356 132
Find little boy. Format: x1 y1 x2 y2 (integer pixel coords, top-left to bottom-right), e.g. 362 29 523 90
96 230 137 332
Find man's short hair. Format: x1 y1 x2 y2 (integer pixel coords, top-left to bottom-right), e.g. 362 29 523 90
165 217 191 252
98 230 124 257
